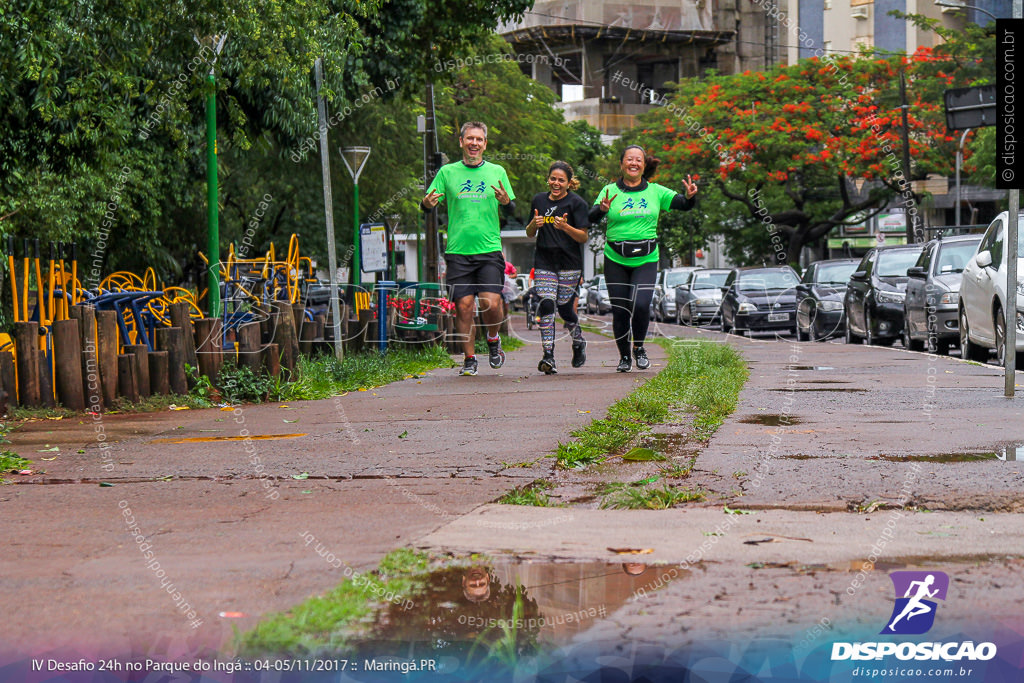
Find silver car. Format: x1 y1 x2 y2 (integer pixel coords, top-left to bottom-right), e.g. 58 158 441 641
675 269 729 325
958 211 1024 365
650 267 700 322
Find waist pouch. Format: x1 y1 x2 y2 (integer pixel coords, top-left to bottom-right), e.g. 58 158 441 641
608 239 657 258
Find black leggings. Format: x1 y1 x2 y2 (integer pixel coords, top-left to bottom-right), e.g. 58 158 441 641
604 259 658 358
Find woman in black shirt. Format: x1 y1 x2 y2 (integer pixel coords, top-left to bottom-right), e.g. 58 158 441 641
526 161 590 374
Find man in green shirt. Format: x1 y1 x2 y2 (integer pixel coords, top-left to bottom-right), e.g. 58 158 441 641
422 122 516 376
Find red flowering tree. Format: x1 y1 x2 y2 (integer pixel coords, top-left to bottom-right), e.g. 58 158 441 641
637 35 988 265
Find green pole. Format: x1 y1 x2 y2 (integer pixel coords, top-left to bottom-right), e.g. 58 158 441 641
353 182 361 287
206 72 220 317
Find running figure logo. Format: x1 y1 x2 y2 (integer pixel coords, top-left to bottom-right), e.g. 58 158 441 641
881 571 949 635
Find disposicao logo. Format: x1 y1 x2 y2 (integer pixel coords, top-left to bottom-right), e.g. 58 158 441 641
882 571 948 635
831 570 997 662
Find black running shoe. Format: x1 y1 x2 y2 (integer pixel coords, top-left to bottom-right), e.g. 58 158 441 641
571 338 587 368
460 356 479 376
487 338 505 369
616 355 632 373
538 352 557 375
633 345 650 370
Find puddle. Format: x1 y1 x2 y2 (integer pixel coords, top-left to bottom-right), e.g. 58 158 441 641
780 454 822 460
148 433 306 444
738 415 804 426
768 388 867 392
341 560 684 670
798 380 851 384
868 452 1001 463
787 366 836 371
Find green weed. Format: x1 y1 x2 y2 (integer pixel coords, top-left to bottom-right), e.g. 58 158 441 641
600 483 706 510
497 480 555 506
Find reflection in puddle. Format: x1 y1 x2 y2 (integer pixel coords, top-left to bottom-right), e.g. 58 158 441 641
787 366 836 371
868 452 1000 462
768 387 867 392
639 433 690 451
347 561 681 671
738 414 804 426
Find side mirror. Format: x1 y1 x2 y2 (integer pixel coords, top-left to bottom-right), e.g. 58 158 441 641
975 251 993 268
850 271 867 281
907 266 926 278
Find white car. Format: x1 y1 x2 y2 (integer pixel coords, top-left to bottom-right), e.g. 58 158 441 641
958 211 1024 365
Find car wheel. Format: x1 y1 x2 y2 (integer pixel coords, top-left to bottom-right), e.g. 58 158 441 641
903 320 924 352
959 306 989 362
722 313 732 335
844 315 861 344
795 322 807 342
994 306 1007 367
927 332 950 356
864 309 875 346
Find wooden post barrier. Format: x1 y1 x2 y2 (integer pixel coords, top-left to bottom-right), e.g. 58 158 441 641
169 301 198 371
38 353 55 408
126 344 151 397
271 302 299 372
95 310 119 407
262 342 281 378
14 321 40 407
72 305 102 410
237 322 263 373
53 319 86 411
156 327 188 395
194 318 223 381
149 351 170 395
117 354 139 403
0 351 16 408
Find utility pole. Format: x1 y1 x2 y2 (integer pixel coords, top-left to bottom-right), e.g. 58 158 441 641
423 81 440 283
899 70 920 245
196 34 227 317
314 58 343 361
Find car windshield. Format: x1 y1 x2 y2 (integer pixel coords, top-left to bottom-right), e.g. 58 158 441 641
664 271 691 288
738 270 798 291
876 250 920 277
692 271 729 289
816 262 857 284
935 241 981 274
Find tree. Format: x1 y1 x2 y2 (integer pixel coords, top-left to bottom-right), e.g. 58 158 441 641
634 33 990 265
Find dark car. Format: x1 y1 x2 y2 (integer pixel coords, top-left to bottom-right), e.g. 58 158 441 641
650 267 700 322
675 268 730 325
902 234 982 355
843 244 924 346
795 259 860 341
720 266 800 336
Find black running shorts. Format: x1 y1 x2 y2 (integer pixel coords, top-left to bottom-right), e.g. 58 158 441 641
445 251 505 300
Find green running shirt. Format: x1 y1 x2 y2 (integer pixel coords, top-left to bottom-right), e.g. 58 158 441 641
594 181 677 266
427 161 516 255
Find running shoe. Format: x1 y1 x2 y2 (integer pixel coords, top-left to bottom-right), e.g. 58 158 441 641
616 355 632 373
538 352 557 375
460 356 479 376
571 338 587 368
487 338 505 369
633 346 650 370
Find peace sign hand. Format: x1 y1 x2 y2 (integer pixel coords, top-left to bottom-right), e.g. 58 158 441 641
491 180 510 205
423 189 444 208
682 174 698 198
599 190 618 212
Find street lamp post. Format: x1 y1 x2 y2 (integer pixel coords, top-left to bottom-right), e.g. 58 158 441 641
934 0 999 22
195 34 227 318
341 147 371 287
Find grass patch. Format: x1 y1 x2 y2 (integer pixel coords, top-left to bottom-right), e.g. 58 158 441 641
600 483 706 510
554 340 747 469
659 456 697 479
274 346 452 400
497 480 556 506
237 548 431 658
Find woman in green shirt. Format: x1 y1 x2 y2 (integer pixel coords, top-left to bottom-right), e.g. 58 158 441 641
589 145 698 372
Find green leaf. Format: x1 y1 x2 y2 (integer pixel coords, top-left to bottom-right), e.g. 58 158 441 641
621 447 666 462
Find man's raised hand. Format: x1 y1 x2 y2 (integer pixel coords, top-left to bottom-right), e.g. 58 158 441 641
423 189 444 208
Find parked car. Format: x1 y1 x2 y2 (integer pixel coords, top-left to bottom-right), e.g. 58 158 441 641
958 211 1024 364
720 266 800 336
650 267 700 322
844 244 924 346
585 275 611 315
902 233 982 355
795 259 860 341
675 268 730 325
